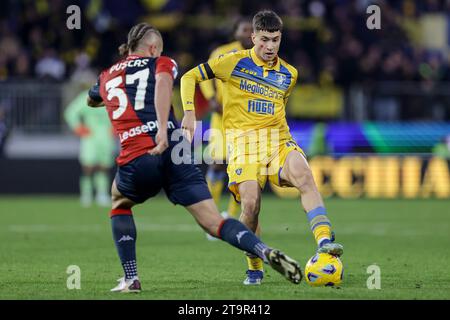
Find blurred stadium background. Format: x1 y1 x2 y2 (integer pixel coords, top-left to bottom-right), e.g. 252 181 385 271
0 0 450 300
0 0 449 198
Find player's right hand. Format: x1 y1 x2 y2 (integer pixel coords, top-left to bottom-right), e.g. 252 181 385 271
74 125 91 137
148 129 169 155
181 110 196 143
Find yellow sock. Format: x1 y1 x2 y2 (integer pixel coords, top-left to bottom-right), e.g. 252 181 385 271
206 177 224 205
306 207 332 246
246 255 264 271
227 195 240 218
313 224 332 245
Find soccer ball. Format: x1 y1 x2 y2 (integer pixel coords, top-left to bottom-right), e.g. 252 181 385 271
305 253 343 287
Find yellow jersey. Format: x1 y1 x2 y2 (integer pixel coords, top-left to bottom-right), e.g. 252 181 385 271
199 40 244 105
181 47 298 143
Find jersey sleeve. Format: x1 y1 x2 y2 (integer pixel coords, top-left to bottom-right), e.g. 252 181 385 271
198 48 221 100
88 76 102 102
200 52 237 82
181 52 238 111
156 56 178 80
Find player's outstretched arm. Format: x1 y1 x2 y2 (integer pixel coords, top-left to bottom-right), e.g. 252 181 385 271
181 53 236 141
180 67 203 142
198 48 220 106
148 72 173 155
180 64 217 141
180 66 203 111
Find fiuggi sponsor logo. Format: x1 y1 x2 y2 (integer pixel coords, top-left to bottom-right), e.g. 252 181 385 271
119 121 175 142
247 99 275 115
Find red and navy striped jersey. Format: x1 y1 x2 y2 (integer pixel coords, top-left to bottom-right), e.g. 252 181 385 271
89 54 178 166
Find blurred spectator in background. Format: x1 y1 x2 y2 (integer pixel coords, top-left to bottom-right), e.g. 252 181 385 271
0 0 449 121
308 123 330 157
432 135 450 162
35 48 66 81
70 52 97 84
0 107 8 158
64 81 115 207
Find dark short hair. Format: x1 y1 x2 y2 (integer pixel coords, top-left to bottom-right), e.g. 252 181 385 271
252 10 283 33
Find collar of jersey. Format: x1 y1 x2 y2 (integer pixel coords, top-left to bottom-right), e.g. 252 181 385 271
250 47 280 71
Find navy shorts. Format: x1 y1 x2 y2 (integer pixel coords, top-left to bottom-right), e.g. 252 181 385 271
115 146 212 206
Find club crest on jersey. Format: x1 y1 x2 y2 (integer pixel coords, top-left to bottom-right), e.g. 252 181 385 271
275 72 287 86
236 168 243 175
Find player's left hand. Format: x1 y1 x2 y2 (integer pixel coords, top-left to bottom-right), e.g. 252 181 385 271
181 110 196 143
148 129 169 155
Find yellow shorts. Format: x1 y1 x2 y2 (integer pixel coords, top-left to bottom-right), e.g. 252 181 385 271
227 139 305 202
206 112 227 162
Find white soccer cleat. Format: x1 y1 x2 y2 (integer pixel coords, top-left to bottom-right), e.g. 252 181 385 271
243 270 264 285
110 277 141 293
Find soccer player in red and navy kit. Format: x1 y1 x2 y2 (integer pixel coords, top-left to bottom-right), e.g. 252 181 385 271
87 23 302 292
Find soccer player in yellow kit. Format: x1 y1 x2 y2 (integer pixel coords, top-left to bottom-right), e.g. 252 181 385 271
199 18 253 239
181 10 343 285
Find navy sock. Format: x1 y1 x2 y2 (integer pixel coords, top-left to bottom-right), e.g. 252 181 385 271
218 219 269 262
111 214 138 279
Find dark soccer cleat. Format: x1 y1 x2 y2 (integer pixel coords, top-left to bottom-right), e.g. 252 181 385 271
264 249 302 284
317 242 344 257
317 232 344 257
110 277 142 293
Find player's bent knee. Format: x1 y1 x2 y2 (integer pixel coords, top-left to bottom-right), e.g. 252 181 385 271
111 193 135 210
111 192 120 203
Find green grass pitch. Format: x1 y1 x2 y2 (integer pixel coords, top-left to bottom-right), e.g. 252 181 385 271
0 195 449 300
